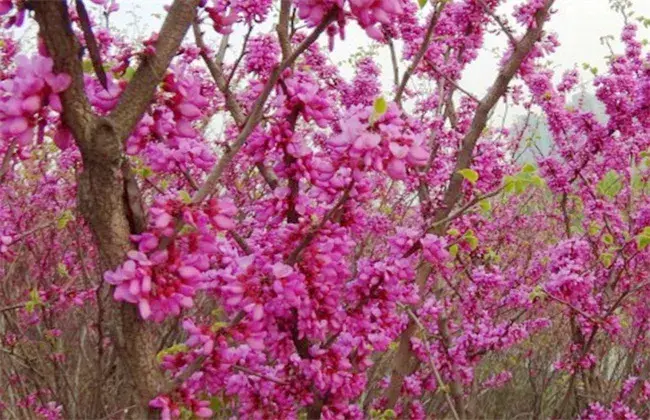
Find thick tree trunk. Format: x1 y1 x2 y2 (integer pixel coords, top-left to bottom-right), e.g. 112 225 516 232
76 121 164 414
30 0 200 414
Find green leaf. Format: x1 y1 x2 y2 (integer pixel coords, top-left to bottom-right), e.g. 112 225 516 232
514 178 528 194
600 253 614 268
485 248 501 263
449 244 459 257
464 230 479 250
479 199 491 212
209 397 223 414
25 288 43 313
179 190 192 204
156 343 189 362
458 168 479 184
123 67 136 81
503 176 516 194
418 0 427 8
82 59 94 73
530 175 545 188
379 204 392 215
140 166 153 178
602 234 614 245
179 407 193 420
447 228 460 237
529 285 546 302
57 263 69 277
179 224 196 236
588 223 600 236
522 163 536 173
210 321 228 332
637 234 650 250
369 96 388 124
57 210 74 230
597 170 623 198
373 96 387 116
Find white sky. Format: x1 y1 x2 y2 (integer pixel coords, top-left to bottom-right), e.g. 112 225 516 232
106 1 650 90
11 0 650 123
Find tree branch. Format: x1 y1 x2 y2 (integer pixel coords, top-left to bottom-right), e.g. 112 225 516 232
395 1 446 107
109 0 201 141
75 0 108 89
403 306 461 420
435 0 554 223
286 184 351 266
30 0 94 147
191 10 336 205
193 21 279 190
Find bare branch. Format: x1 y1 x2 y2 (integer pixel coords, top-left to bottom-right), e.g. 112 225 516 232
435 0 554 223
395 1 446 106
109 0 201 141
191 10 337 204
75 0 108 89
477 0 518 46
0 140 16 183
226 25 253 86
233 365 287 385
286 184 351 266
387 35 400 88
402 306 461 420
193 22 279 190
277 0 292 60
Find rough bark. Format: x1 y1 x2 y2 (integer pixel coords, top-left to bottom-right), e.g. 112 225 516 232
31 0 200 414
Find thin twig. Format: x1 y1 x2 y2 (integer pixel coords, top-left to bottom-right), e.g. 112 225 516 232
0 140 16 183
387 35 400 87
402 306 461 420
476 0 518 46
233 365 287 385
75 0 108 89
191 9 337 205
0 303 25 313
226 25 253 87
286 184 352 265
395 1 446 106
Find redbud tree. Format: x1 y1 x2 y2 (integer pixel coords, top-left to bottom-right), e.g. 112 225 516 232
1 0 650 418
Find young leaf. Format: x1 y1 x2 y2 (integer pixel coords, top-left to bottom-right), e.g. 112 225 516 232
637 234 650 250
373 96 387 116
597 170 623 198
464 230 479 250
447 228 460 237
57 210 74 230
522 163 536 173
370 96 388 124
179 190 192 204
600 252 614 268
458 168 479 184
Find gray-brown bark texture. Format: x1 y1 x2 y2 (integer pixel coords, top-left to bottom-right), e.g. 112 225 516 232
30 0 200 415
